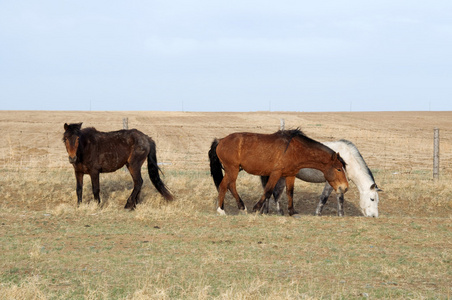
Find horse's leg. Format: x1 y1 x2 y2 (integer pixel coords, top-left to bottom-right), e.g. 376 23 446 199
260 176 284 215
273 177 285 215
253 171 282 213
260 176 270 214
75 171 84 206
337 192 345 217
285 176 297 216
125 163 144 210
228 179 247 213
315 183 333 216
217 172 231 215
89 171 101 204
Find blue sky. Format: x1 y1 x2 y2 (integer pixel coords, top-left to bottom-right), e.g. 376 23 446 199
1 1 451 112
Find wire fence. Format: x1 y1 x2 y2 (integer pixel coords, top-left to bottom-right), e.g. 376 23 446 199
1 115 451 180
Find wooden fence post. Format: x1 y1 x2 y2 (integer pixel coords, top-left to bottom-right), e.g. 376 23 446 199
433 128 440 181
280 118 285 130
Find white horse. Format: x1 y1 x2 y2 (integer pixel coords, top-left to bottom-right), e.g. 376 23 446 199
261 139 381 217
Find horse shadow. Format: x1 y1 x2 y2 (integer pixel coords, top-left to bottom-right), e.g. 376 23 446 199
222 190 363 217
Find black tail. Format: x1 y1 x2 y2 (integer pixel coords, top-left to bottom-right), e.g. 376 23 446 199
147 139 174 201
208 139 223 190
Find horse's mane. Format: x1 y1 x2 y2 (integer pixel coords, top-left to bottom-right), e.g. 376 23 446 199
278 128 311 142
278 128 328 150
63 125 100 144
338 139 374 182
81 127 99 136
277 129 347 169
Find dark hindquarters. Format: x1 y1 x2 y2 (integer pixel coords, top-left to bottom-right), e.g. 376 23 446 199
208 139 223 190
124 164 144 209
147 139 174 201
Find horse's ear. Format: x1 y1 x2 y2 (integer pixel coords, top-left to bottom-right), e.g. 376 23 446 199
331 152 338 161
77 122 83 129
371 183 383 192
64 123 69 131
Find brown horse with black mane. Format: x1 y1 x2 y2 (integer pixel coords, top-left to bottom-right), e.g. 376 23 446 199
63 123 173 209
209 129 348 216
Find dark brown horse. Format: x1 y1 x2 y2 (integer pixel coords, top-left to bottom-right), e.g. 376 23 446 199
63 123 173 209
209 129 348 216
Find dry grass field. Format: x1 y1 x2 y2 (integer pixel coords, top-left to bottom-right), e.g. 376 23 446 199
0 111 451 299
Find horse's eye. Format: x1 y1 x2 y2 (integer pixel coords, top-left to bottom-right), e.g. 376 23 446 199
370 198 375 202
337 168 342 172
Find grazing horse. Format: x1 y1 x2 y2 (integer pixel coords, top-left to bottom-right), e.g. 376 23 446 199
261 139 381 217
63 123 173 209
208 129 348 216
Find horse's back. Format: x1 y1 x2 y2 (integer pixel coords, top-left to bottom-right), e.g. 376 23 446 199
323 140 356 161
82 128 152 172
95 129 150 148
217 132 287 174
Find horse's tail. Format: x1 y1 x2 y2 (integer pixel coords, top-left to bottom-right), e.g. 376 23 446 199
147 138 174 201
208 139 223 190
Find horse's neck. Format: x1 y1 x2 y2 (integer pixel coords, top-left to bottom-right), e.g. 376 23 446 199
293 143 334 171
79 133 95 155
324 141 374 192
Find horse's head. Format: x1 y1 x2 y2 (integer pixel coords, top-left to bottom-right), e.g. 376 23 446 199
359 183 381 217
324 152 349 194
63 123 83 164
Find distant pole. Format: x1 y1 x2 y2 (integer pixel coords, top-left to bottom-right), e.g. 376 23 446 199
280 118 285 130
122 118 129 172
433 128 439 181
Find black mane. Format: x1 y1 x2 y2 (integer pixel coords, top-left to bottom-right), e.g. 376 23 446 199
278 128 347 169
63 123 83 142
278 128 306 139
277 128 320 148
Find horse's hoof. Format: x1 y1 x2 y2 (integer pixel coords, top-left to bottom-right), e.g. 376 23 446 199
288 209 298 216
239 209 248 215
252 204 261 213
217 207 226 216
124 202 135 210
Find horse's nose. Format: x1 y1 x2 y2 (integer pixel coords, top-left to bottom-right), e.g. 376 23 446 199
68 156 77 164
340 186 348 193
364 210 378 218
